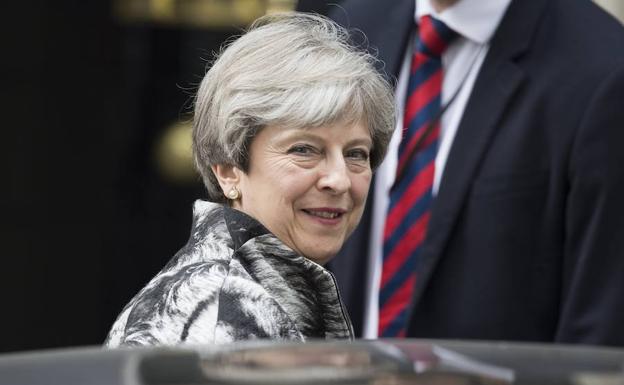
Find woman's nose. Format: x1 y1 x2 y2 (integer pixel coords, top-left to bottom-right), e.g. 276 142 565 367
317 156 351 194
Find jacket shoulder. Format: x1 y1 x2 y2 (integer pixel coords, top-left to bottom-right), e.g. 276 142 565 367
105 202 236 347
105 258 233 347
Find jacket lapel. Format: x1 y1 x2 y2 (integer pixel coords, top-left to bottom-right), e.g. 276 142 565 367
411 0 549 306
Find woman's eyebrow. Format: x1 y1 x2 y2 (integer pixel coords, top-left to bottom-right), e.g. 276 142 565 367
274 128 372 148
346 137 373 147
273 130 322 144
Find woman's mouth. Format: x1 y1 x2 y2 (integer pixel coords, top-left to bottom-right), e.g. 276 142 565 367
302 208 346 221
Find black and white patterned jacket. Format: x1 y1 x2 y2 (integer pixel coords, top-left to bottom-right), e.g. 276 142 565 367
105 200 354 346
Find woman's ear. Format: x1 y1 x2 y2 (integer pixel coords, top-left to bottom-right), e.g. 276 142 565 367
211 164 243 200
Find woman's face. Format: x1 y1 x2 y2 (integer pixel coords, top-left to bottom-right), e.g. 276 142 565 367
233 121 373 265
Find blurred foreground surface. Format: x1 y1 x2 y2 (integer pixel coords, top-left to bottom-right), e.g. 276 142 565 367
1 339 623 385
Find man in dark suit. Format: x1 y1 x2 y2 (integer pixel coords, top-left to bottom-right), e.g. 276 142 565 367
329 0 624 345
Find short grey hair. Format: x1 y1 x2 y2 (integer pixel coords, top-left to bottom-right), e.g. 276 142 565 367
193 12 396 203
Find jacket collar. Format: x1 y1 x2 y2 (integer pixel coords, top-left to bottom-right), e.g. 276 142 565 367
222 205 270 250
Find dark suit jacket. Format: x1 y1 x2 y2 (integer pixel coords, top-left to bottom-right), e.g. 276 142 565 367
329 0 624 346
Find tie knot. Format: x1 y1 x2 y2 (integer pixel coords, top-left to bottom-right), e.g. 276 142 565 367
416 15 458 57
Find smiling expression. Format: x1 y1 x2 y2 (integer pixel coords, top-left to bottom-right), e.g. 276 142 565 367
231 121 373 265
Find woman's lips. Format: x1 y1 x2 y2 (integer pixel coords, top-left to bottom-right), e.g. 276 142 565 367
302 208 346 224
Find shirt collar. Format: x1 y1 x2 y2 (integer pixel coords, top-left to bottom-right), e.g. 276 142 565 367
415 0 512 44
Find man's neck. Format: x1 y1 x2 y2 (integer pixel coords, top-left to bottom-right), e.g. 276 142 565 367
430 0 461 13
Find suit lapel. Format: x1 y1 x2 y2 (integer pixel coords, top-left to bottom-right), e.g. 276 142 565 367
411 0 550 305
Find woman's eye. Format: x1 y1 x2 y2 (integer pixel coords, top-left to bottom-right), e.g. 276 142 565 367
287 145 317 156
346 148 370 162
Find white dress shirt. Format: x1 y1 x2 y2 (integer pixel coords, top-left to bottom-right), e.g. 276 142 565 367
363 0 512 338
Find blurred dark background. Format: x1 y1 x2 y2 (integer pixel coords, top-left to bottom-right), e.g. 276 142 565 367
2 0 333 353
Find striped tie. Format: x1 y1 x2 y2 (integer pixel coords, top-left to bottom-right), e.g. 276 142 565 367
379 16 457 337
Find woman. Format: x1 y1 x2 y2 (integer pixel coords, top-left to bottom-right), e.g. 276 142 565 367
105 12 395 346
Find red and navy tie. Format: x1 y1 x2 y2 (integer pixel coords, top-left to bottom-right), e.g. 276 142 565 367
379 16 458 337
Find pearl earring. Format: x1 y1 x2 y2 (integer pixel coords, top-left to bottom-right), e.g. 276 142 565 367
227 188 240 200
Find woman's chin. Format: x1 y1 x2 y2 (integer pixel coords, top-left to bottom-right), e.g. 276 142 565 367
302 246 340 266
